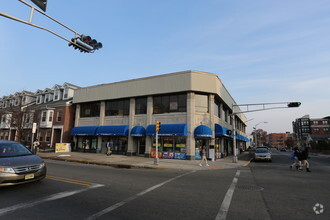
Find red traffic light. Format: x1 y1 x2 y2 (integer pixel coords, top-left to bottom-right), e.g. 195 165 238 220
80 35 91 43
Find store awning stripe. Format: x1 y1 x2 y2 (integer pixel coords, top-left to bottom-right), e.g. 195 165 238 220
194 125 212 138
96 125 129 136
130 126 146 137
71 126 98 136
146 124 187 136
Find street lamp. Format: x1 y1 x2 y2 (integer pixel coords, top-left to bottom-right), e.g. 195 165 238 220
253 121 268 147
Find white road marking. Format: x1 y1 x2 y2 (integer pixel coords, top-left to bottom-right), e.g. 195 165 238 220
215 170 241 220
0 184 104 217
87 170 196 220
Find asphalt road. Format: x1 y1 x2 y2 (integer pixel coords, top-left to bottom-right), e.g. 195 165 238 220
0 150 329 220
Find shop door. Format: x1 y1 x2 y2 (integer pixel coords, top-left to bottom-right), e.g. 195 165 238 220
137 137 146 156
53 129 62 148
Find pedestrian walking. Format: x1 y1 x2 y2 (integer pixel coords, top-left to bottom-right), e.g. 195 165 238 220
32 139 40 154
290 147 301 170
300 147 311 172
106 141 112 156
199 146 209 167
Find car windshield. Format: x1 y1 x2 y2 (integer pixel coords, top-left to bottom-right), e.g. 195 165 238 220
0 143 32 157
256 148 269 153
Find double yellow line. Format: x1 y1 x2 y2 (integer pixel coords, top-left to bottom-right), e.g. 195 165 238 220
46 175 97 186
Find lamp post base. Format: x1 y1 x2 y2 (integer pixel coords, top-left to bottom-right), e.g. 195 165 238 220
154 158 159 165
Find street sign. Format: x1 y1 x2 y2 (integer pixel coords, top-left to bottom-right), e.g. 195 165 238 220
32 123 37 133
31 0 47 12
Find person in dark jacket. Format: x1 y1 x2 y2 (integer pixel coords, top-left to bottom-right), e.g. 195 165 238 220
299 147 311 172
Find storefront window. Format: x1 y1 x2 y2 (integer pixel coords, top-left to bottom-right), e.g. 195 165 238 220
109 137 128 154
151 136 186 159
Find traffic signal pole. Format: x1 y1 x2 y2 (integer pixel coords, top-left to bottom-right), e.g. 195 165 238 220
231 101 301 163
0 0 102 53
154 131 159 165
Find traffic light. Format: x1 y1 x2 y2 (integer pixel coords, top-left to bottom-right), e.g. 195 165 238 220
68 38 92 53
155 121 161 132
80 35 103 50
287 102 301 108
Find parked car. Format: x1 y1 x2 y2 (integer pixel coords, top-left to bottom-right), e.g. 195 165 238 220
253 147 272 162
280 148 286 152
0 140 47 186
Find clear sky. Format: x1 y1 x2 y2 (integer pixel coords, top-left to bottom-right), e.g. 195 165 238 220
1 0 330 135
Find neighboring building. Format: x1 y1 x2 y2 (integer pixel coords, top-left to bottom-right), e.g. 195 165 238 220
268 133 287 149
71 70 249 160
251 129 268 147
309 117 330 141
293 115 330 148
0 83 79 149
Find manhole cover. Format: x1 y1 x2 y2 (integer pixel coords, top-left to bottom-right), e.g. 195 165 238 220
237 185 264 191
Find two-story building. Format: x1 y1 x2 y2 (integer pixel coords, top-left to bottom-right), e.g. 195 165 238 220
71 70 249 160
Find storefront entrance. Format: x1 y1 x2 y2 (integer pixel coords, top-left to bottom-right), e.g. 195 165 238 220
137 137 146 156
195 138 210 159
77 136 98 153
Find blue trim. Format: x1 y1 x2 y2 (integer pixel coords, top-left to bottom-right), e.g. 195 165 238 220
71 126 98 136
130 126 146 137
194 125 212 138
215 124 232 137
96 125 129 136
146 124 187 136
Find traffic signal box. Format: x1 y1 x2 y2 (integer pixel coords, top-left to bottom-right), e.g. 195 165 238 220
287 102 301 107
156 121 161 132
68 35 103 53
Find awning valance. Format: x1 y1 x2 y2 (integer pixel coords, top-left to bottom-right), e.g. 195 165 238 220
96 125 129 136
130 126 146 137
194 125 212 138
215 124 232 137
71 126 98 136
146 124 187 136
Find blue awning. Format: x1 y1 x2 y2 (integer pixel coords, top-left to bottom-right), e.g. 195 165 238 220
146 124 187 136
130 126 146 137
194 125 212 138
215 124 232 137
71 126 98 136
236 134 243 141
96 125 129 136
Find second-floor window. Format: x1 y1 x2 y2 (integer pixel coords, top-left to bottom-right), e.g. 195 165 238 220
135 97 147 114
105 99 130 116
49 112 53 122
42 112 47 122
153 94 186 114
80 102 100 117
57 111 62 122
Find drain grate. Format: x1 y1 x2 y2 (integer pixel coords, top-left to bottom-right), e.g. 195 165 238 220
237 185 264 191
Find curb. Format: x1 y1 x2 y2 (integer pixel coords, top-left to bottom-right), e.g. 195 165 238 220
41 156 160 170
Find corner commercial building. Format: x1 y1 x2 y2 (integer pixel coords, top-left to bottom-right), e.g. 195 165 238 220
71 71 249 160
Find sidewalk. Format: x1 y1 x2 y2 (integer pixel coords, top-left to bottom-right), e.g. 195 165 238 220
38 151 252 171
